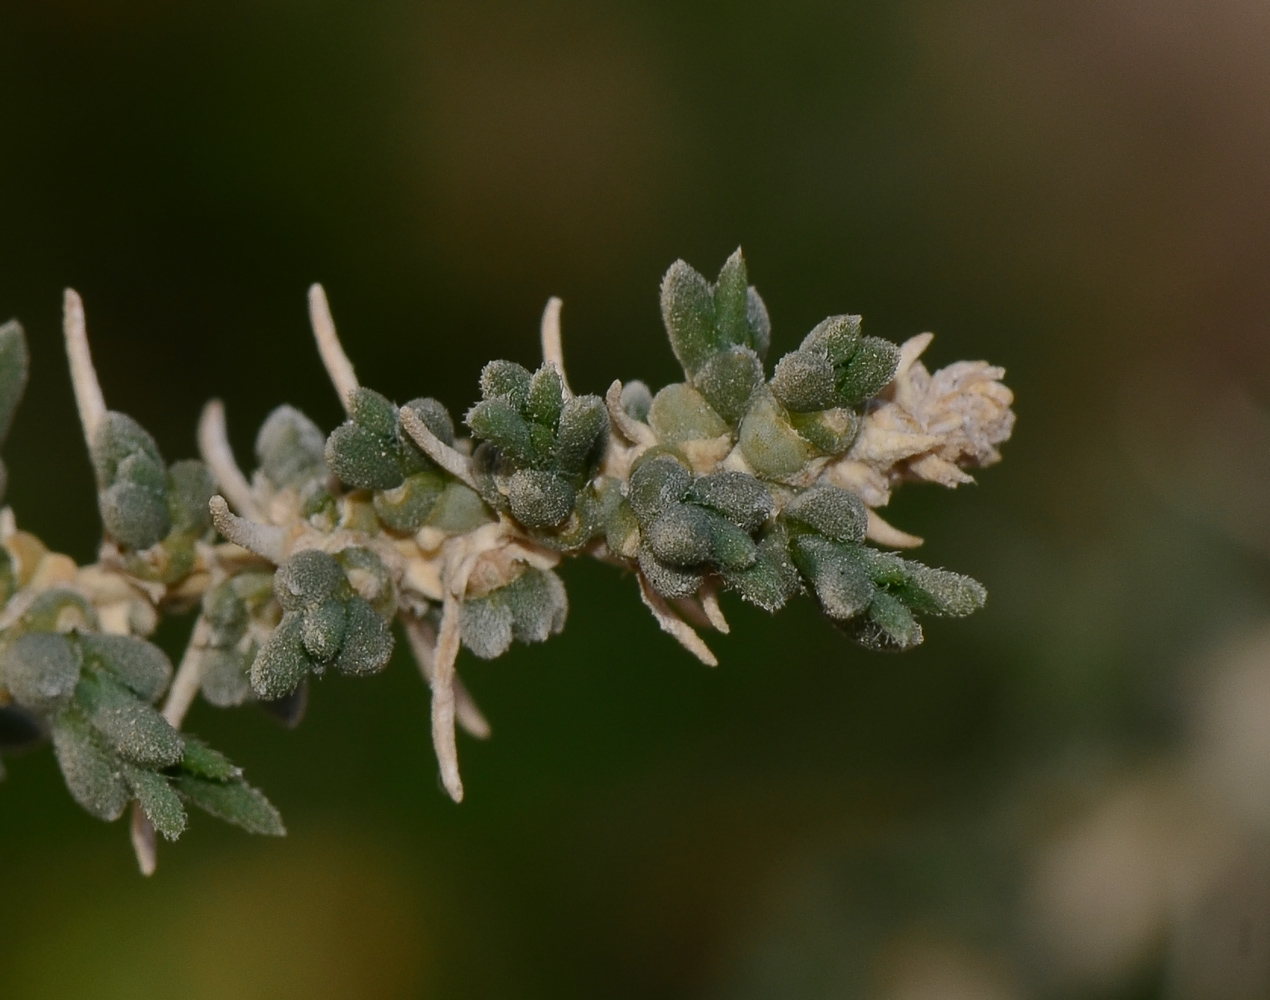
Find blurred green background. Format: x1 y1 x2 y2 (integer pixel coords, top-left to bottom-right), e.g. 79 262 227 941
4 1 1270 997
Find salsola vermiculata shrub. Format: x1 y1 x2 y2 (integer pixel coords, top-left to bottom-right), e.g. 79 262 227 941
0 250 1014 873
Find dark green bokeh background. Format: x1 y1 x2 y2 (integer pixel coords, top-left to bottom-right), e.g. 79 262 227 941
4 2 1270 997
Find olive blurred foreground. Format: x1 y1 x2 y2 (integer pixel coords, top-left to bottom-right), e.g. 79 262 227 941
0 250 1013 873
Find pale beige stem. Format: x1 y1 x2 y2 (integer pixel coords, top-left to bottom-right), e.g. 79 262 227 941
198 400 263 520
130 807 156 877
403 616 491 739
432 592 464 802
162 617 212 728
637 575 718 667
604 380 657 446
700 582 731 634
399 407 479 489
209 496 289 564
63 288 107 445
308 283 359 412
539 297 571 397
865 508 924 548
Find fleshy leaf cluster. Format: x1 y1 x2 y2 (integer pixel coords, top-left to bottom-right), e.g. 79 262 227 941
466 361 609 534
251 549 395 699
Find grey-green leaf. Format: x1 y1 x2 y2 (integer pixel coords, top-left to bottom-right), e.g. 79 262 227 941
348 387 398 437
125 765 187 840
526 365 565 429
507 469 575 528
256 405 327 488
333 597 393 677
745 287 771 360
460 596 514 660
791 534 875 623
713 248 751 349
275 550 348 612
637 544 703 600
173 773 285 836
75 669 184 768
770 349 838 412
479 360 533 407
646 503 715 568
660 260 719 378
554 395 609 477
466 398 534 463
835 336 900 405
100 480 171 550
199 649 254 708
52 709 129 822
90 412 164 488
627 454 691 525
688 471 774 532
326 422 404 491
693 346 764 424
178 737 242 781
300 598 346 664
0 319 29 448
250 613 312 699
504 568 568 643
77 632 172 704
1 632 82 714
166 460 216 536
784 486 868 545
802 315 862 364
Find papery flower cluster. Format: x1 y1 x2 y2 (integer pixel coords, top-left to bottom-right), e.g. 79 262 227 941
0 251 1013 873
